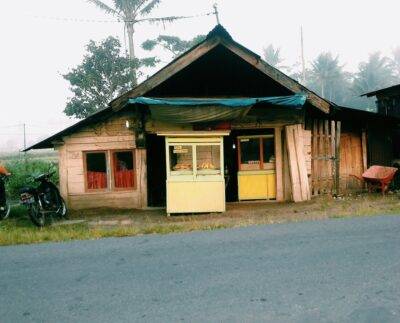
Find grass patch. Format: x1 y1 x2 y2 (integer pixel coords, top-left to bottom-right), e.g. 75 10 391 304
2 193 400 246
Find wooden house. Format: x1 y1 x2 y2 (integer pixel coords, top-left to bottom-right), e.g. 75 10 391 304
26 25 398 212
363 84 400 118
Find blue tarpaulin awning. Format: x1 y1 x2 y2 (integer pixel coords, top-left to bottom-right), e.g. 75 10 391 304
128 94 307 108
127 94 307 124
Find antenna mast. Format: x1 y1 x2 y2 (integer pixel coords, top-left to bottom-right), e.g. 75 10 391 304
213 3 220 24
301 26 306 84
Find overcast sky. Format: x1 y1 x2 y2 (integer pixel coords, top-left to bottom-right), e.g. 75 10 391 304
0 0 399 152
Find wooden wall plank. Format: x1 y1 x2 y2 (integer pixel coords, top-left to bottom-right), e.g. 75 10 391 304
295 125 311 200
285 126 302 202
285 125 310 202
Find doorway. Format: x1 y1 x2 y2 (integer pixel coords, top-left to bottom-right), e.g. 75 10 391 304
146 134 166 207
224 129 276 202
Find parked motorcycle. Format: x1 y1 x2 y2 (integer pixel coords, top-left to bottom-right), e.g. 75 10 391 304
0 173 11 220
20 172 67 227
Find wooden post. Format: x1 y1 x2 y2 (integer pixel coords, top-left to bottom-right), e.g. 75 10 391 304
330 120 336 195
335 121 341 195
361 129 368 171
324 120 330 193
311 119 319 195
275 127 284 202
318 120 324 193
56 145 69 206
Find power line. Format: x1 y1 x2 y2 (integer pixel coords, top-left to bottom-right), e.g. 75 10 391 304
31 11 215 24
32 15 121 23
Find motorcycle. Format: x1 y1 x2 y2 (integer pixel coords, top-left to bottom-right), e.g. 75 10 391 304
0 173 11 220
19 172 67 227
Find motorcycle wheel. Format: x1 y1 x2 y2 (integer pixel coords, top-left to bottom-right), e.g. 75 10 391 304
0 203 10 220
28 202 45 227
56 197 68 219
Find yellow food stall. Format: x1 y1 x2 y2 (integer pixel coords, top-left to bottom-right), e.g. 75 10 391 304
159 132 229 215
237 134 276 200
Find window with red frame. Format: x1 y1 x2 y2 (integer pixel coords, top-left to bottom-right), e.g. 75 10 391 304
113 151 135 189
85 152 108 190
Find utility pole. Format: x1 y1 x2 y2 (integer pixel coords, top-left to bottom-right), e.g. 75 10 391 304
23 123 26 152
22 123 27 167
213 3 220 24
300 26 306 84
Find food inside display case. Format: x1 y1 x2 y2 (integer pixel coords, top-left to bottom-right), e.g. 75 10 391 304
169 145 193 173
196 145 221 175
163 133 228 214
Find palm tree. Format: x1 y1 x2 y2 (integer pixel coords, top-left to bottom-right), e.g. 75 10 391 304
263 44 284 69
88 0 186 85
391 47 400 79
352 52 396 95
308 52 344 99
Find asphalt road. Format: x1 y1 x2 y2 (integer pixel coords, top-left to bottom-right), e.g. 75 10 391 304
1 216 400 323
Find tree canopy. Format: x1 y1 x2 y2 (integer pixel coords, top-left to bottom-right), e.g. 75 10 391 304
306 53 352 105
88 0 189 85
142 34 206 58
263 44 285 69
63 36 155 119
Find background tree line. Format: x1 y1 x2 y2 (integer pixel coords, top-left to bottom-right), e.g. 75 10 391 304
264 44 400 110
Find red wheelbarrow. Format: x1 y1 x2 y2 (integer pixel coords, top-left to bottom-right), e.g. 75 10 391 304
350 165 398 194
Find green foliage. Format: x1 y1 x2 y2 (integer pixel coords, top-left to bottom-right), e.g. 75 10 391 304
63 37 156 119
391 47 400 78
352 52 397 95
287 50 400 110
306 52 352 105
263 44 285 69
4 158 59 199
347 52 398 110
142 34 206 58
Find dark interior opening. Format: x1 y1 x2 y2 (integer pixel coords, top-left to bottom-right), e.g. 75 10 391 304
114 151 134 171
146 134 166 207
86 152 107 190
146 45 293 98
86 152 107 173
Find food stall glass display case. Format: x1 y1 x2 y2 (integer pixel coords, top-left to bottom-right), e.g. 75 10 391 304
161 132 228 215
237 134 276 200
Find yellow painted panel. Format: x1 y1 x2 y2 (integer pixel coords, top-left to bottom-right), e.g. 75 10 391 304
267 174 276 199
167 181 225 213
238 172 276 200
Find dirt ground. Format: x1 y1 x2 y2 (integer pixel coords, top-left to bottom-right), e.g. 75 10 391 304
3 193 400 246
71 192 400 230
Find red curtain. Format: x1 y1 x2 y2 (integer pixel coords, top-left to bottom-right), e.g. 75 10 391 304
114 170 134 188
87 171 107 189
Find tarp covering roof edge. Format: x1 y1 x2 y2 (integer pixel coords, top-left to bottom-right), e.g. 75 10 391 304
127 94 307 108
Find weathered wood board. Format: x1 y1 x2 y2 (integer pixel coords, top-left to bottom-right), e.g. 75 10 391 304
285 124 311 202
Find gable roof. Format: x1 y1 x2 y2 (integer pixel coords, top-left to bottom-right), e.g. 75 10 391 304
110 25 331 113
362 84 400 97
25 25 332 151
